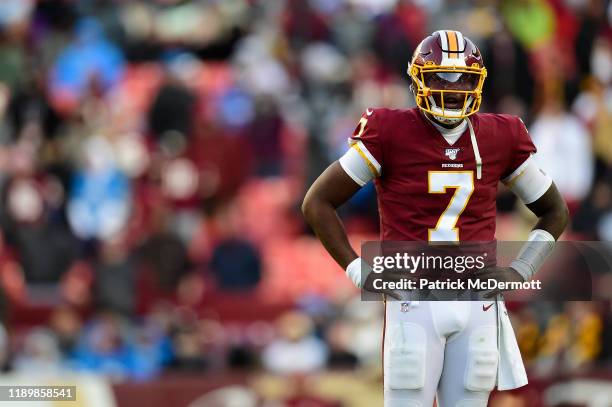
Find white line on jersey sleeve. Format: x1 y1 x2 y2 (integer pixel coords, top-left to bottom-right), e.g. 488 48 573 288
503 155 553 204
338 146 376 186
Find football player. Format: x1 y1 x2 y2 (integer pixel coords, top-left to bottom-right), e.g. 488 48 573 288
302 30 569 407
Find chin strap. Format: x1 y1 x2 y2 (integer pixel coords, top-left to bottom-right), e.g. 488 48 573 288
467 118 482 179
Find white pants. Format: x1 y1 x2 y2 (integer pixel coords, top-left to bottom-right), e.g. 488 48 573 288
383 301 499 407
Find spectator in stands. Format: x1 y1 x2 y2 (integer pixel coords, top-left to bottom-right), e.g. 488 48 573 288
209 202 261 291
501 0 556 51
67 135 131 242
13 328 63 375
482 26 534 115
71 312 132 379
325 321 359 369
262 311 328 374
137 226 190 292
130 322 172 381
573 178 612 240
93 233 136 317
168 323 209 372
247 96 285 177
530 92 594 209
147 56 196 146
48 307 82 358
49 18 124 112
0 149 78 283
210 239 261 291
0 0 32 95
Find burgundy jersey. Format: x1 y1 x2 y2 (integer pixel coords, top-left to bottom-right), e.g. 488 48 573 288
349 108 536 242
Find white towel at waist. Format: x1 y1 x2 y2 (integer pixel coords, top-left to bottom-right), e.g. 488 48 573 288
497 298 528 390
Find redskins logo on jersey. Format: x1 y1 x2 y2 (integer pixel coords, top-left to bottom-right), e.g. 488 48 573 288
408 30 487 125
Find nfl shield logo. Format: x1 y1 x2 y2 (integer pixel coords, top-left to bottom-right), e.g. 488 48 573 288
445 148 460 160
401 302 410 313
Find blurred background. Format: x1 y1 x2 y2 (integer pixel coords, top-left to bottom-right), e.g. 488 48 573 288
0 0 610 406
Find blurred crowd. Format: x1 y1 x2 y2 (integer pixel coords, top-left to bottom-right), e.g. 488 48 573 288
0 0 609 390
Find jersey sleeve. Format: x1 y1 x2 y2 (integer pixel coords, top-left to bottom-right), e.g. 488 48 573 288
502 155 552 204
346 109 383 177
502 117 537 182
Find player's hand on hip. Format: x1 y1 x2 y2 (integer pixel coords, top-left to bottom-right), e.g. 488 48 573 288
346 258 411 300
362 270 413 300
475 266 524 299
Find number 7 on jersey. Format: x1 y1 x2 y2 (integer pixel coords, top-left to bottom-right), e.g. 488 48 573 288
428 171 474 242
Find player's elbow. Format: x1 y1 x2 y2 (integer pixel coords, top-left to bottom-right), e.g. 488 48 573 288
546 198 570 237
556 200 570 232
301 189 329 225
301 191 317 223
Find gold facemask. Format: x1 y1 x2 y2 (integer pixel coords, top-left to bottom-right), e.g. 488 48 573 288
408 63 487 121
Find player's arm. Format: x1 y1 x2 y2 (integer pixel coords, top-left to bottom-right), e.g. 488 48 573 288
303 159 402 299
503 116 569 281
525 182 569 240
502 157 569 282
302 161 362 269
303 109 390 290
480 117 569 294
480 157 568 297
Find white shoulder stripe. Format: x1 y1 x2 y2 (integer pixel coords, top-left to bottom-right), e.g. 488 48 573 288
347 139 382 176
339 148 371 186
502 155 532 183
503 155 553 204
355 140 382 175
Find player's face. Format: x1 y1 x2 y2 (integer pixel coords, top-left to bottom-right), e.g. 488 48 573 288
424 72 479 110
